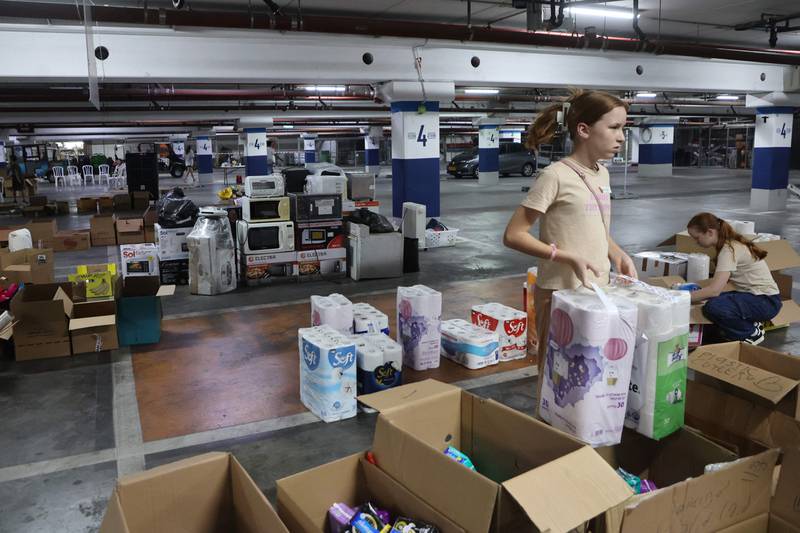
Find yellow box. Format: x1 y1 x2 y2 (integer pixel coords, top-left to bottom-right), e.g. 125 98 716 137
69 264 117 299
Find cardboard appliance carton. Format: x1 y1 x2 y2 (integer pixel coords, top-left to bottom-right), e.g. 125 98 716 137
277 453 464 533
90 215 117 246
97 196 113 213
154 223 190 260
116 216 146 245
53 230 91 252
0 247 54 285
10 283 73 360
22 219 56 249
70 300 118 354
359 379 633 533
99 452 289 533
119 243 159 278
131 191 150 211
632 251 688 279
112 193 132 212
117 276 174 346
77 197 97 214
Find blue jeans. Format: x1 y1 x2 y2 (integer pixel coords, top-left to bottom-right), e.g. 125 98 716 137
702 291 782 341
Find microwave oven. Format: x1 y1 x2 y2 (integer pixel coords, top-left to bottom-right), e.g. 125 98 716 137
236 220 295 255
241 196 290 222
245 174 285 198
295 220 346 251
290 193 343 223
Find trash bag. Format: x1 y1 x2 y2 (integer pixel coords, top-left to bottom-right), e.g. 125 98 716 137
426 218 449 231
348 208 395 233
157 187 198 228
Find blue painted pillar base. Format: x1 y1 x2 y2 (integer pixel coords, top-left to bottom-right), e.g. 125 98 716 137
638 125 674 177
392 158 440 217
196 136 213 185
390 101 440 218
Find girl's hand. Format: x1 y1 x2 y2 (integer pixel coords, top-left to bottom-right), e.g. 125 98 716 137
613 253 638 280
561 252 602 287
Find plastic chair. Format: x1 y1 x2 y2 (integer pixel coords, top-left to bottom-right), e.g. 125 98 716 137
82 165 95 186
98 164 110 186
109 163 126 189
66 166 81 187
52 166 66 189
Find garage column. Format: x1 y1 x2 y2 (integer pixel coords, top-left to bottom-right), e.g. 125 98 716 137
364 126 382 173
171 140 185 162
477 119 503 186
751 107 793 211
638 120 676 177
627 127 640 164
196 135 214 186
302 134 317 164
245 127 269 176
0 140 5 170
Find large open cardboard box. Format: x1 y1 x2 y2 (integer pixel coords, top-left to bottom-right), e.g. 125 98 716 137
359 380 633 533
659 232 800 270
117 276 174 346
70 300 118 354
277 453 464 533
9 282 74 360
686 342 800 454
596 427 777 533
99 452 288 533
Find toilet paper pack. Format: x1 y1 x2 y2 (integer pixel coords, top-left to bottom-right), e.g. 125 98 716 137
311 293 354 334
471 303 527 361
397 285 442 371
441 319 500 370
539 287 638 447
686 253 710 283
298 325 357 422
355 333 403 394
352 303 390 335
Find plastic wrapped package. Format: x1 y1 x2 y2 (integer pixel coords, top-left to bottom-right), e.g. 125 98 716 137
354 333 402 394
686 253 711 283
298 325 357 422
311 293 353 334
440 319 500 369
471 302 527 361
187 207 237 295
397 285 442 370
352 302 390 335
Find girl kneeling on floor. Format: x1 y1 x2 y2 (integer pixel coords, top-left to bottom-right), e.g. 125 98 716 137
686 212 782 345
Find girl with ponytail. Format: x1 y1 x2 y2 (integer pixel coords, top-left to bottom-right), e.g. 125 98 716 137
687 212 781 345
503 89 636 413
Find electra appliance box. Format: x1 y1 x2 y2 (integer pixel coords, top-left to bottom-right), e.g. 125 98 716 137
289 193 342 223
241 196 290 223
294 220 346 251
236 220 295 255
244 174 285 198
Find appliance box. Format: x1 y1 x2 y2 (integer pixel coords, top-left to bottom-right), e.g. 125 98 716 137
241 251 298 285
244 174 285 198
241 196 291 223
290 193 343 223
237 220 295 255
294 220 346 251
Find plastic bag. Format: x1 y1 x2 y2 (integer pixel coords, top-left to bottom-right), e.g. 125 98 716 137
157 188 198 228
348 208 395 233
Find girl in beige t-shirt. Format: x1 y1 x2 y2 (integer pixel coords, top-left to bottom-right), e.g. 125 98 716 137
503 90 638 411
686 212 781 345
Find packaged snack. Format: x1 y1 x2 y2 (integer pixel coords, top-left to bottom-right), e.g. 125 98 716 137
443 446 476 471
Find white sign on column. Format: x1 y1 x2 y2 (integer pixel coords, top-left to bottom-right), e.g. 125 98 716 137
479 127 499 149
172 142 185 157
196 138 212 155
392 111 439 160
303 138 315 151
755 113 793 149
247 130 268 155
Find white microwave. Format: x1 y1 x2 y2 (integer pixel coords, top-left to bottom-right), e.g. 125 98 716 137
241 196 290 222
245 174 285 198
237 220 295 255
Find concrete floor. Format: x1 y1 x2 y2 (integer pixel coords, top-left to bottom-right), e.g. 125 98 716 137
1 166 800 532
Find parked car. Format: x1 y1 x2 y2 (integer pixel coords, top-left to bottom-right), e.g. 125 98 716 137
447 142 542 178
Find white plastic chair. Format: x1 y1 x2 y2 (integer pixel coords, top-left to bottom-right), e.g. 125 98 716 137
109 163 126 189
66 165 81 187
52 166 66 189
82 165 95 186
98 164 110 186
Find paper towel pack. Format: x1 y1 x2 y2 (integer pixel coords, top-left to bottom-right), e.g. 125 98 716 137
633 251 688 279
298 325 357 422
311 293 354 334
354 333 402 394
397 285 442 370
540 287 638 447
441 319 500 370
352 302 390 335
471 302 527 361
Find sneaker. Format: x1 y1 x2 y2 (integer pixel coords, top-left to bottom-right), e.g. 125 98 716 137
743 323 765 346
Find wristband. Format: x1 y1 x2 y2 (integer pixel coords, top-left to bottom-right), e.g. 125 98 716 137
549 243 558 261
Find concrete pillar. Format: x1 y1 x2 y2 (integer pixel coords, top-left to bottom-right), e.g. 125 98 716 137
196 135 214 186
627 127 640 164
478 120 501 186
302 134 317 164
638 123 675 177
364 125 382 172
245 127 270 176
171 141 185 162
751 107 793 211
0 140 6 170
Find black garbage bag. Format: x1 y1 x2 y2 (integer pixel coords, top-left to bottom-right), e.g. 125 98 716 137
425 218 449 231
157 187 198 228
348 208 395 233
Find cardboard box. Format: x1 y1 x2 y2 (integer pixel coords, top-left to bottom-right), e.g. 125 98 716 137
29 195 47 207
97 196 113 213
117 276 174 346
56 201 69 215
112 193 132 212
160 258 189 285
597 428 779 533
99 452 288 533
68 264 117 299
10 283 73 360
23 219 56 249
659 232 800 272
360 380 633 533
297 248 346 280
70 300 118 354
78 197 98 214
116 216 146 245
686 342 800 453
144 226 155 244
131 191 150 211
119 244 159 277
241 252 298 286
0 247 54 284
143 205 158 227
53 230 91 252
277 453 464 533
90 215 117 246
154 223 190 260
632 251 687 279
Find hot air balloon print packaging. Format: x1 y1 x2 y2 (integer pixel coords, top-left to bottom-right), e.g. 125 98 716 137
540 286 638 447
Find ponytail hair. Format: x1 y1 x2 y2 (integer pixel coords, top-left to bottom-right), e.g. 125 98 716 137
687 212 767 261
525 88 629 151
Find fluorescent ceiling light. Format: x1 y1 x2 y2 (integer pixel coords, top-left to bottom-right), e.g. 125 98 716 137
303 85 346 92
565 6 637 19
716 95 739 101
282 125 294 129
636 92 658 98
464 88 500 95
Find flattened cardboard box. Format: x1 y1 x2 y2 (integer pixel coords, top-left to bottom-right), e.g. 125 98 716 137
360 379 633 533
277 453 464 533
10 283 73 360
99 452 289 533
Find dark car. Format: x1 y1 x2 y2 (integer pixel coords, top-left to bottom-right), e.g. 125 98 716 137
447 142 542 178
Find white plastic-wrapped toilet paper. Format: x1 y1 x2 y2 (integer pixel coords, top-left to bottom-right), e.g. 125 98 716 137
753 233 780 243
355 333 402 394
686 253 711 283
298 325 357 422
311 293 354 334
726 219 756 235
619 283 689 440
471 303 527 361
441 319 500 369
397 285 442 370
352 302 390 335
540 286 638 447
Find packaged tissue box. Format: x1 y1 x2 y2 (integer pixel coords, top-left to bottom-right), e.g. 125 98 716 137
353 302 390 335
471 303 527 361
355 333 403 394
298 325 357 422
440 319 500 370
311 293 354 334
397 285 442 371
